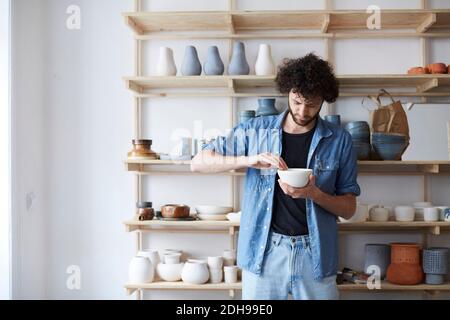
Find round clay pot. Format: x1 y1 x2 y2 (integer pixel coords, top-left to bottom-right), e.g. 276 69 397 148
386 243 424 285
426 63 447 74
407 67 429 75
161 204 190 218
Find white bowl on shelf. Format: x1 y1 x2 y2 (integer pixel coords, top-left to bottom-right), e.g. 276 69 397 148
198 214 228 221
195 205 233 215
413 202 432 221
226 212 241 223
156 262 184 282
339 203 369 223
424 207 439 222
369 206 389 222
395 206 415 222
277 169 312 188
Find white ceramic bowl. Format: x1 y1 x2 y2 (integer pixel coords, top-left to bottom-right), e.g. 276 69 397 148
394 206 415 222
198 214 228 221
339 203 369 223
156 262 184 282
277 169 313 188
195 205 233 215
369 207 389 222
226 212 241 223
181 261 210 285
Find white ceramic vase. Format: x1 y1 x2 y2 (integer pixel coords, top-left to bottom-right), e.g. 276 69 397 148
137 250 160 274
255 44 275 76
156 47 177 76
181 261 210 284
128 256 154 283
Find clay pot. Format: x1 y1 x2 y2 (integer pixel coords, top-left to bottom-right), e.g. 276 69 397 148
161 204 190 218
128 139 158 160
407 67 429 75
426 63 447 74
386 243 424 285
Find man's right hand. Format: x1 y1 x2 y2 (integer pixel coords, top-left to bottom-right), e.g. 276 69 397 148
247 153 288 170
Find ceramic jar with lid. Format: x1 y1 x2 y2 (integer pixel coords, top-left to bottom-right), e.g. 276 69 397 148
386 243 424 285
136 202 154 221
128 139 157 160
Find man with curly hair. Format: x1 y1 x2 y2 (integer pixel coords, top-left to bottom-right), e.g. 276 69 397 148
191 53 360 300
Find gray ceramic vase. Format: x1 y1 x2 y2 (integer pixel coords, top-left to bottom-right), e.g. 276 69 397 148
181 45 202 76
204 46 224 76
256 98 278 117
364 244 391 280
228 42 250 75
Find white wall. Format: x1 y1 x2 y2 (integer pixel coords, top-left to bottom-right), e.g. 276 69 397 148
0 0 11 300
11 0 450 299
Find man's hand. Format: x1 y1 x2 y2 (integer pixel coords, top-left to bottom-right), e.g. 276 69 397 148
248 153 288 170
278 175 319 200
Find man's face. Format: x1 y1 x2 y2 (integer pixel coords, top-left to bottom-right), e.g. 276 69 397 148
288 90 323 127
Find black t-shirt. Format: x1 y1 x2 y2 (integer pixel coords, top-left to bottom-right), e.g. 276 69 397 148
271 124 316 236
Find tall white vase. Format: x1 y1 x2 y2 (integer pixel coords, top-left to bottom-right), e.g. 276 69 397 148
255 44 275 76
128 256 154 283
156 47 177 76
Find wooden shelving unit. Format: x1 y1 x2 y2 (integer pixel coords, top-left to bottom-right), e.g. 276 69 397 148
123 0 450 300
124 74 450 98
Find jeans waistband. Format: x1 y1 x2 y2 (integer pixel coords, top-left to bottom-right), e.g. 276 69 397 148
269 230 310 248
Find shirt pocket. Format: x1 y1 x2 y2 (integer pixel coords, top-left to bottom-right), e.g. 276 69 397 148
314 158 339 193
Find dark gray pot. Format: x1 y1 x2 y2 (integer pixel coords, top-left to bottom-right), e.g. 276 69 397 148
364 244 391 279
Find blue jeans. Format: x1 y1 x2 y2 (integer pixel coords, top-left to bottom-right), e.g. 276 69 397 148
242 230 339 300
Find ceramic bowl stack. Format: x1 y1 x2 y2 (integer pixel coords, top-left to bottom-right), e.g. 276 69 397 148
195 206 233 221
371 132 409 161
345 121 371 160
423 248 449 285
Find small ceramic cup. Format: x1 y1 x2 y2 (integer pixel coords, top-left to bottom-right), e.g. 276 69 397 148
436 206 449 221
424 207 439 222
208 268 223 284
164 253 182 264
224 266 239 283
223 249 237 266
207 256 223 269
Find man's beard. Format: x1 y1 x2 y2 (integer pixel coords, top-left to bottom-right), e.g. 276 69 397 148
288 99 322 127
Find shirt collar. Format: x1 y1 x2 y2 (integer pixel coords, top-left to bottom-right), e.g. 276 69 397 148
274 110 333 140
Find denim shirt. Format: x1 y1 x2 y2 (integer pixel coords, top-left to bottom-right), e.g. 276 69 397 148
202 110 361 280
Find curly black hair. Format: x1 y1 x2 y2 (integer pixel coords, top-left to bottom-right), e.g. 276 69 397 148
275 53 339 103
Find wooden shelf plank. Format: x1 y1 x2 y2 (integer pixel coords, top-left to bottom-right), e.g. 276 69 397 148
123 10 450 35
123 75 450 97
125 281 242 291
124 281 450 292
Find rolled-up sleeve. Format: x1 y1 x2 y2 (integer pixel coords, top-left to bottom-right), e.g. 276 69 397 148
201 122 249 157
335 131 361 196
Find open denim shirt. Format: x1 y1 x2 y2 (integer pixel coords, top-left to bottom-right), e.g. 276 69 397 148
202 110 361 280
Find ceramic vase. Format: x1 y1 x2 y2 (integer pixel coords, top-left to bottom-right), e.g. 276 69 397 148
181 45 202 76
204 46 224 75
386 243 424 285
228 41 250 75
128 256 154 283
255 44 275 76
423 248 448 285
256 98 278 117
156 47 177 76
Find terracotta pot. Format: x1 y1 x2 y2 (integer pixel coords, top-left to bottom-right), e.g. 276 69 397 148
386 243 424 285
161 204 190 218
128 139 158 160
407 67 429 75
426 63 447 74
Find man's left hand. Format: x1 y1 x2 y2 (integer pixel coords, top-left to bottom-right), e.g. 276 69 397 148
278 175 319 200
